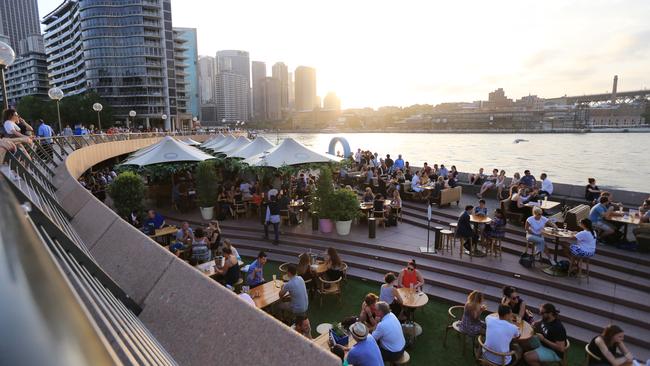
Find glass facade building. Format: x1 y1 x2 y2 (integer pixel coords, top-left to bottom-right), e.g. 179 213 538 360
43 0 184 128
173 27 199 119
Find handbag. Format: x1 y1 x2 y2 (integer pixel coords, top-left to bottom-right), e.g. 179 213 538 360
519 253 535 268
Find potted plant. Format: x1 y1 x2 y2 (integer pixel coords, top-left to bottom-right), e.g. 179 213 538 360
196 161 218 220
313 166 335 233
107 171 145 221
331 189 360 236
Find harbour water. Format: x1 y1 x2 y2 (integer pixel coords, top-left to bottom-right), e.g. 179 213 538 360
261 132 649 193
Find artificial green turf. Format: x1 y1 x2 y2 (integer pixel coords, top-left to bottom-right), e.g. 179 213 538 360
245 257 586 366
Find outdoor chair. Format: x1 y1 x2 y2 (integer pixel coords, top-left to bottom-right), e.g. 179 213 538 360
373 209 387 227
279 262 291 281
583 343 600 366
477 335 519 366
316 276 342 306
443 305 473 354
544 339 570 366
279 209 290 225
233 202 247 219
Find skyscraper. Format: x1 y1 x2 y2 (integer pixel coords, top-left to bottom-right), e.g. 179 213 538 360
294 66 317 112
251 61 266 121
216 50 251 122
198 55 217 122
5 35 49 107
288 71 295 109
173 29 192 129
174 28 200 120
42 0 182 129
0 0 40 52
272 62 289 116
323 92 341 111
263 77 281 121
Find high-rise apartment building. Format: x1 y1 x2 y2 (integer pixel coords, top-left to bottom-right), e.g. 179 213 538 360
198 55 217 122
263 77 281 121
294 66 317 112
216 50 250 122
0 0 40 52
251 61 266 121
173 29 192 130
5 35 49 107
42 0 182 130
174 28 200 120
272 62 289 116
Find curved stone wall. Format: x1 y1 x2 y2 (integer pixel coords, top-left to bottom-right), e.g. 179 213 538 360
52 135 338 366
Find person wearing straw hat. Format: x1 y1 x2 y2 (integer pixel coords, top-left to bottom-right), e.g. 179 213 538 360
345 322 383 366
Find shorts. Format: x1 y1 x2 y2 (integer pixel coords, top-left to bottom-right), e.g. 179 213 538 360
593 221 614 232
533 344 561 363
570 244 594 257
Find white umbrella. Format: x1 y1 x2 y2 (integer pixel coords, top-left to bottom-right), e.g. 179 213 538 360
121 136 215 166
204 135 235 151
230 136 275 159
243 138 341 168
220 136 251 155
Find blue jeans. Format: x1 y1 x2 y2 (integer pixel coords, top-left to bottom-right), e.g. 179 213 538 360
526 233 546 254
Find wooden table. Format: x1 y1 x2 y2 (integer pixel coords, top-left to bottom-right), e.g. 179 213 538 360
397 287 429 336
468 215 492 257
360 199 392 217
195 261 217 277
542 227 576 277
249 280 285 309
608 211 642 238
313 330 357 351
148 226 177 245
311 261 328 275
526 200 561 211
487 313 534 340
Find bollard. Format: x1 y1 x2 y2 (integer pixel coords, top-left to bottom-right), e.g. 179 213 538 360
368 217 376 238
312 212 319 231
434 226 444 250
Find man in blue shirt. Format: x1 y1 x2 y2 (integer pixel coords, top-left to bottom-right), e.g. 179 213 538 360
438 164 449 178
346 322 384 366
520 170 536 188
142 209 165 235
371 302 406 362
36 120 54 159
246 251 267 288
393 154 405 171
589 196 622 242
279 264 308 315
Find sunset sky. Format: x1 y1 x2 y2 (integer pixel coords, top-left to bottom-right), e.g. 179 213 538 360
38 0 650 109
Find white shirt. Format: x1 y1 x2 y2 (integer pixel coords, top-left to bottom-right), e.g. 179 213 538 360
484 316 520 365
411 175 422 192
4 120 20 135
526 216 548 235
372 312 405 352
240 182 251 193
575 230 596 253
541 178 554 195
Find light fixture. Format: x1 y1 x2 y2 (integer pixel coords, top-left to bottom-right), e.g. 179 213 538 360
92 103 103 131
48 87 64 132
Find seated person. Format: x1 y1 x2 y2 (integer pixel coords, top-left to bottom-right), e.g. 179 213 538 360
539 173 553 198
458 290 487 336
510 188 532 219
589 196 623 243
324 247 345 281
373 194 386 215
142 209 165 235
397 259 424 290
346 322 384 366
469 168 486 185
293 315 312 339
246 251 267 288
587 325 636 366
456 205 475 251
171 221 194 252
359 293 381 330
279 264 309 316
222 239 241 261
566 218 597 273
478 169 500 198
190 228 211 264
474 199 488 216
501 286 532 323
379 272 402 317
363 187 375 203
240 180 253 200
524 303 567 366
526 207 559 265
206 220 222 251
215 247 240 287
484 208 507 243
296 252 315 282
509 172 522 197
411 171 422 192
484 305 520 365
519 170 536 188
371 302 406 362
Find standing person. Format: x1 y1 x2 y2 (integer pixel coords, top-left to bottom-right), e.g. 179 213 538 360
278 264 309 317
346 322 384 366
371 302 406 362
264 194 281 245
63 124 73 136
524 303 567 366
539 173 554 198
384 154 394 172
246 251 267 288
525 207 559 264
36 119 55 159
483 305 520 365
457 205 475 251
587 325 636 366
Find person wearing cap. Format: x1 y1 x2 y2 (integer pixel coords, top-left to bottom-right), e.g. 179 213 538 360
524 303 567 366
371 301 406 362
346 322 384 366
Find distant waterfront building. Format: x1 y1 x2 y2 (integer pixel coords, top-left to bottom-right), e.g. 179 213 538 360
485 88 514 109
588 103 647 128
251 61 266 121
0 0 41 52
323 92 341 111
515 95 544 110
198 56 217 103
43 0 182 129
4 36 49 107
294 66 317 112
272 62 289 116
263 77 281 121
216 72 249 123
216 50 251 121
174 28 200 120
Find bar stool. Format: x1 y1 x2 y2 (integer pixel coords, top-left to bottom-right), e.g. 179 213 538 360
486 237 503 257
389 351 410 365
572 257 590 283
440 229 455 254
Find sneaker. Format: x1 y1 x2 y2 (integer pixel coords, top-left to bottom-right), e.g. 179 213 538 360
549 259 557 266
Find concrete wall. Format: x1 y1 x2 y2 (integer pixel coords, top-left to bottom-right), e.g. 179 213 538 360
53 135 338 366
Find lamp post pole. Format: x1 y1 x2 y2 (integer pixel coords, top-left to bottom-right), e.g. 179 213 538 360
0 66 8 110
48 88 64 133
0 41 16 110
93 103 103 131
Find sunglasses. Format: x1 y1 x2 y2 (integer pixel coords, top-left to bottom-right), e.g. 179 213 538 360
407 267 414 271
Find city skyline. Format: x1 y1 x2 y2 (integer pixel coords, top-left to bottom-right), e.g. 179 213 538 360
33 0 650 109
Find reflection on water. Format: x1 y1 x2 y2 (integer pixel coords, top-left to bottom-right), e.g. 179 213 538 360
260 132 649 193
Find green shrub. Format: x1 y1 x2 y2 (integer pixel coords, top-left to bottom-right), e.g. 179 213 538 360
330 189 360 221
313 166 335 219
107 171 145 219
196 161 218 207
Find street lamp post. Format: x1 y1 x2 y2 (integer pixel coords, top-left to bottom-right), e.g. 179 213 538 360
128 110 136 130
48 87 64 132
0 41 16 110
92 103 103 132
161 114 167 132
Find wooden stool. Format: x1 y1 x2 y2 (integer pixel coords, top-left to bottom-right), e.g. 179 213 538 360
316 323 332 335
389 351 410 365
440 229 455 254
448 222 457 233
572 257 590 283
487 237 503 257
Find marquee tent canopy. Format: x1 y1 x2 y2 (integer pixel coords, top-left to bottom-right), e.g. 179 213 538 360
121 136 215 167
243 138 341 168
229 136 275 159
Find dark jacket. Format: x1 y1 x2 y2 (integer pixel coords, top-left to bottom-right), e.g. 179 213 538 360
456 211 473 238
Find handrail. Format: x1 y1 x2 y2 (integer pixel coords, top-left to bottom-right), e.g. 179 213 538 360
0 175 119 366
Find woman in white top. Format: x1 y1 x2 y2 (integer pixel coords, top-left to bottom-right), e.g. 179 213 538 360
525 206 558 264
566 218 596 273
3 109 24 138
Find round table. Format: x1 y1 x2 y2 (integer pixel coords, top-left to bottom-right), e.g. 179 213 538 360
316 323 333 335
397 287 429 336
468 215 492 257
542 227 575 277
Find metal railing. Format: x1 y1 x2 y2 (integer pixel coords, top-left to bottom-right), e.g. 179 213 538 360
1 133 181 365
